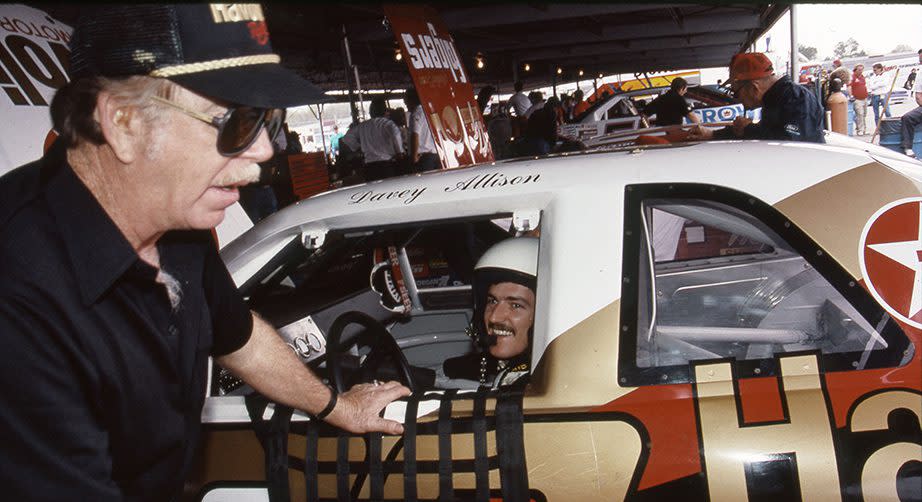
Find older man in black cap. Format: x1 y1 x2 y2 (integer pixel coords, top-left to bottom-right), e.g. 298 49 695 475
0 5 408 500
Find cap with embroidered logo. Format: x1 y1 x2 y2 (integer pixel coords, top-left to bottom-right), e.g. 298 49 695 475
727 52 775 83
67 4 328 108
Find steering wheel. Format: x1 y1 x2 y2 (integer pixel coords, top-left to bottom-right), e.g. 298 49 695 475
326 311 417 393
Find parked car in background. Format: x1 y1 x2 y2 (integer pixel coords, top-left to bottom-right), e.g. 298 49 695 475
559 85 761 142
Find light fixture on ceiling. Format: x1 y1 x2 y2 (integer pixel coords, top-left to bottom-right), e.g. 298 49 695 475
524 63 530 72
394 48 402 62
556 67 562 75
476 53 485 70
578 69 584 77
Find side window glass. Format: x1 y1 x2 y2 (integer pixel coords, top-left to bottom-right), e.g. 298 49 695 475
620 187 910 386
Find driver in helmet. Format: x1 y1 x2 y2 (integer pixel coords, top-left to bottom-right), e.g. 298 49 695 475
438 237 538 389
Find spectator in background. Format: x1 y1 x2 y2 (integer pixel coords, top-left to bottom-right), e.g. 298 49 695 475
850 64 868 135
341 97 405 181
643 77 700 126
829 64 851 97
329 125 344 161
515 104 558 156
898 49 922 158
477 86 496 116
508 81 531 118
550 95 566 124
561 93 575 122
573 89 590 118
868 63 892 125
523 91 545 119
388 106 410 175
487 100 514 160
404 88 441 173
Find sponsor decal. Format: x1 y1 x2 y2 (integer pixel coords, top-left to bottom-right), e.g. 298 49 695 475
0 5 71 171
246 21 269 45
444 172 540 192
345 172 540 206
384 4 493 168
687 105 762 125
209 4 265 23
859 197 922 329
348 187 427 206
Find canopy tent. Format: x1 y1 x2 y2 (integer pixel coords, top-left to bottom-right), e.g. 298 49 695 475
39 3 788 99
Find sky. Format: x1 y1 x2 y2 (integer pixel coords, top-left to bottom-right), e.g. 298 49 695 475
763 4 922 61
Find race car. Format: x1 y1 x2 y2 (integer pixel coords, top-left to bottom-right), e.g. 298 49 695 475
559 86 761 143
190 133 922 501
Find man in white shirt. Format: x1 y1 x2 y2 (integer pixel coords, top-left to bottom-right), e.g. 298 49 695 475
404 89 441 173
508 81 531 118
898 49 922 158
342 97 405 181
867 63 892 126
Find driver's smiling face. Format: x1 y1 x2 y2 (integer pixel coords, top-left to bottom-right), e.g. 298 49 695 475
484 282 535 360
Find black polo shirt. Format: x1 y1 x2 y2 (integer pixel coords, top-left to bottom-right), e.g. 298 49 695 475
0 143 253 501
645 89 693 126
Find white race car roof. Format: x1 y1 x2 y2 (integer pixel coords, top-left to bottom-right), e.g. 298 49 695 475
222 138 920 364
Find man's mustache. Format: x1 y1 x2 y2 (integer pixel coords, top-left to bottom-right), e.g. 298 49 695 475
214 164 261 186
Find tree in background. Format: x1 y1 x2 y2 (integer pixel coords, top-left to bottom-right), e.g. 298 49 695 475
833 38 867 59
890 44 913 54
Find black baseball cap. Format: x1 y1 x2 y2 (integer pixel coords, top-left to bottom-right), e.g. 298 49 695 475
68 4 329 108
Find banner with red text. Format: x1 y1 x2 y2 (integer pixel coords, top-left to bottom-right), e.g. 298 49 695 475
0 4 71 173
383 4 493 168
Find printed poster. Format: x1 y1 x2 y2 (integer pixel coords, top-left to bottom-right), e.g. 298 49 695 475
0 4 71 173
383 4 494 168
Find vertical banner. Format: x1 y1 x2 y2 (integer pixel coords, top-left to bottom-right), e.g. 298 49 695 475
383 4 493 168
0 4 72 174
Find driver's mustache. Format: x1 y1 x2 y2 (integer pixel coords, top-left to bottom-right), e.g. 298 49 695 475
487 322 514 335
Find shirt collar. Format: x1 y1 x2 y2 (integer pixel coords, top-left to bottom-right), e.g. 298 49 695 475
761 75 790 106
43 145 141 306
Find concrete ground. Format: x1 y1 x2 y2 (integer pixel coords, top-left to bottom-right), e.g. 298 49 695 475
848 98 918 146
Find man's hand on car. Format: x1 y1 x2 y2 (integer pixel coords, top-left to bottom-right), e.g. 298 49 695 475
325 380 411 435
686 124 715 140
731 116 753 137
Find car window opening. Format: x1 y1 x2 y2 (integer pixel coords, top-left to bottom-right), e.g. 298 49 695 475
213 214 542 397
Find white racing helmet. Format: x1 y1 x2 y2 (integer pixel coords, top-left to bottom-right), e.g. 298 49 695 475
472 237 539 347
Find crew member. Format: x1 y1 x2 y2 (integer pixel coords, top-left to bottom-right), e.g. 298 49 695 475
440 237 538 389
404 88 441 172
342 97 405 181
688 52 825 143
0 6 409 500
899 49 922 158
643 77 701 126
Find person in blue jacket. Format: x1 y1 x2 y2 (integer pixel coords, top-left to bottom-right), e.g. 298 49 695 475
689 52 825 143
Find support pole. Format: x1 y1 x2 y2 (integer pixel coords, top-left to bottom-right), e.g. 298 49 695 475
789 4 798 78
341 25 360 124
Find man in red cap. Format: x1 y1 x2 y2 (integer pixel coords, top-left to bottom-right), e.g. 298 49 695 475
689 52 825 143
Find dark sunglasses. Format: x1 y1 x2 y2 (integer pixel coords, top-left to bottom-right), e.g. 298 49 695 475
150 95 286 156
729 80 753 98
